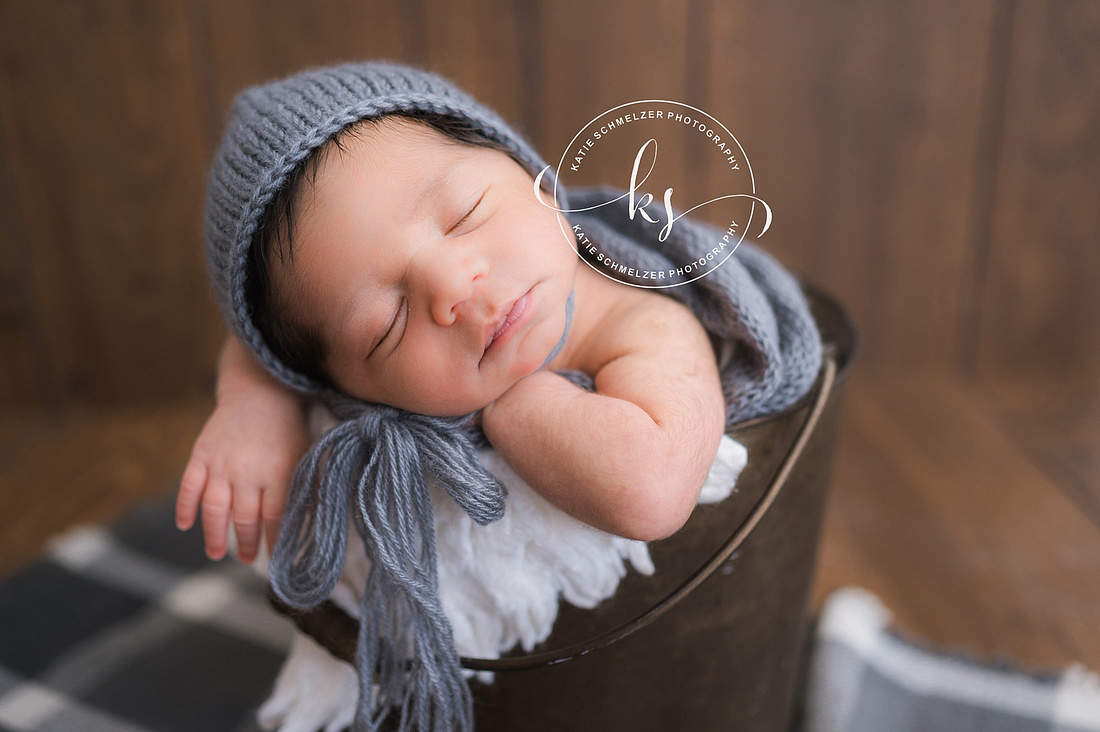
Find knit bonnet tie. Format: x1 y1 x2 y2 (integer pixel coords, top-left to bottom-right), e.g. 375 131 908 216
538 286 574 369
203 60 823 732
271 397 501 731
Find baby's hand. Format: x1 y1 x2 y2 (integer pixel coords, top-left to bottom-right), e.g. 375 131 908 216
175 388 311 563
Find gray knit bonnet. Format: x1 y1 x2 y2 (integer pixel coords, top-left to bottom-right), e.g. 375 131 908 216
204 60 823 732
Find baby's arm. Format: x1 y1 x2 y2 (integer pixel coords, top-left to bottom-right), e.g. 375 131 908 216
176 335 311 562
481 304 726 542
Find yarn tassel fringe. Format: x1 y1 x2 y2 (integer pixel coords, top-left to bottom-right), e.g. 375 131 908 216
269 402 507 731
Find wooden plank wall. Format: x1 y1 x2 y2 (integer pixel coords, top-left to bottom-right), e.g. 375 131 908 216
0 0 1096 411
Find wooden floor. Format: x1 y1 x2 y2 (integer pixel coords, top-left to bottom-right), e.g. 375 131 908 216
808 370 1100 673
1 371 1097 673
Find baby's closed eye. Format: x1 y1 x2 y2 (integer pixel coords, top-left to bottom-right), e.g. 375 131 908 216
446 191 484 235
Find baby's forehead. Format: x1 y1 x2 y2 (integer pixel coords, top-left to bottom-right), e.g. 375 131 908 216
325 121 514 195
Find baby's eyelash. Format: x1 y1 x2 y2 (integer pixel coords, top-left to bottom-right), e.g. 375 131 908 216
454 209 473 229
389 298 406 339
371 297 405 357
447 193 484 234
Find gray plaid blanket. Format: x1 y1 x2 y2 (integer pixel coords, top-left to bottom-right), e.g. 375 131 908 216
800 587 1100 732
0 496 292 731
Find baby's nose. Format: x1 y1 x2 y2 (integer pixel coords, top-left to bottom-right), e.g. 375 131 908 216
422 253 491 327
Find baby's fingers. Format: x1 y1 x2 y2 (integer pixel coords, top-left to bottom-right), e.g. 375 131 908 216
176 458 209 531
232 488 262 564
201 475 232 561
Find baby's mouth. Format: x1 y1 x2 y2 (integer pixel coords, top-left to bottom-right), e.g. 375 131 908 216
480 287 535 365
482 315 509 359
487 315 510 349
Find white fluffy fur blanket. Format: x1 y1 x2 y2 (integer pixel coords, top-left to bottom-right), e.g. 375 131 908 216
248 401 748 732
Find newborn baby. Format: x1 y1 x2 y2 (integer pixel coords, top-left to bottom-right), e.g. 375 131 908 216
177 111 727 563
177 60 823 732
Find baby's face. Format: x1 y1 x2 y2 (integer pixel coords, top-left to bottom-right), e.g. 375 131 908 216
280 117 578 416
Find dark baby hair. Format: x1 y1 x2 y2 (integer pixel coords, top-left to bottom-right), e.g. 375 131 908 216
245 109 527 390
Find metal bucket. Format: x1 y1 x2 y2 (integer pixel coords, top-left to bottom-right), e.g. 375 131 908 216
271 280 859 732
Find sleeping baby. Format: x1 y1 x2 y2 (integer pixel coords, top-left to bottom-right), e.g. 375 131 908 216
177 111 728 561
177 60 822 732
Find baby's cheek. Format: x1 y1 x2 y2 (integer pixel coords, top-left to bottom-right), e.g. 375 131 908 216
393 357 474 412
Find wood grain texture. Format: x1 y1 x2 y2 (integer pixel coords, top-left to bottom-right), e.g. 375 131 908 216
0 110 46 408
0 399 213 577
0 1 219 406
702 0 997 376
201 0 408 116
973 0 1100 379
416 0 527 133
975 371 1100 534
537 0 692 192
809 373 1100 671
0 1 1097 410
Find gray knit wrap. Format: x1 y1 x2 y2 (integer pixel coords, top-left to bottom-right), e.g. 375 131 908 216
203 60 823 732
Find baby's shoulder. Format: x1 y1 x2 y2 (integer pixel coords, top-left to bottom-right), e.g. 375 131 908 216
606 287 701 334
584 287 714 372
